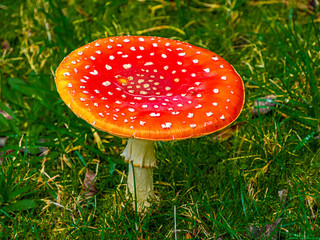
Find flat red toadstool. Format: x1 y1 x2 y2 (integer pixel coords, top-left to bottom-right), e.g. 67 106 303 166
55 36 245 209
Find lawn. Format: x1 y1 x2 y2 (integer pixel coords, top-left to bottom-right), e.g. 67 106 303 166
1 0 320 239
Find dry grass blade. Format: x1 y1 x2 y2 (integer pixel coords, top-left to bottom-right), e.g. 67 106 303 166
0 110 13 120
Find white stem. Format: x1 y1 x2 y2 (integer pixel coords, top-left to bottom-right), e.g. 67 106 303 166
121 138 156 210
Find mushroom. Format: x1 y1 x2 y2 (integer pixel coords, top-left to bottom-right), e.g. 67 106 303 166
55 36 245 210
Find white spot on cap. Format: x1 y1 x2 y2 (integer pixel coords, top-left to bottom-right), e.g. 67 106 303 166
95 50 101 54
63 72 71 76
203 68 210 73
144 62 153 66
71 61 76 64
105 65 112 70
190 124 196 128
122 55 129 58
85 65 90 69
128 108 135 112
94 90 100 94
178 52 186 56
130 47 136 51
220 64 224 68
140 121 146 126
213 89 219 94
94 103 99 107
152 43 158 47
123 39 130 42
67 83 72 88
102 81 111 86
165 43 170 46
95 43 100 46
212 102 218 106
109 55 115 60
150 113 160 117
195 104 202 109
90 56 96 60
137 55 142 59
192 59 199 63
221 76 227 80
142 105 148 108
161 54 167 58
161 122 172 129
220 115 225 120
164 66 169 70
187 113 194 118
78 51 83 55
177 61 182 65
231 91 234 94
191 73 196 77
212 56 218 61
90 70 98 75
80 98 86 102
206 112 213 117
139 46 145 50
138 37 145 42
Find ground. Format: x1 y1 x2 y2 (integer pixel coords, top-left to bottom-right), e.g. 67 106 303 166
0 0 320 239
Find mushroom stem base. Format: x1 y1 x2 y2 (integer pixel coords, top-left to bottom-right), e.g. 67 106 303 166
121 139 156 210
127 164 154 209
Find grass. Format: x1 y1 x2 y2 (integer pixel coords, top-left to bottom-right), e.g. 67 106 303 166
1 0 320 239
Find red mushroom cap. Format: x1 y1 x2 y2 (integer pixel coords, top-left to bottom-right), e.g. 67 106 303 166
55 36 244 141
